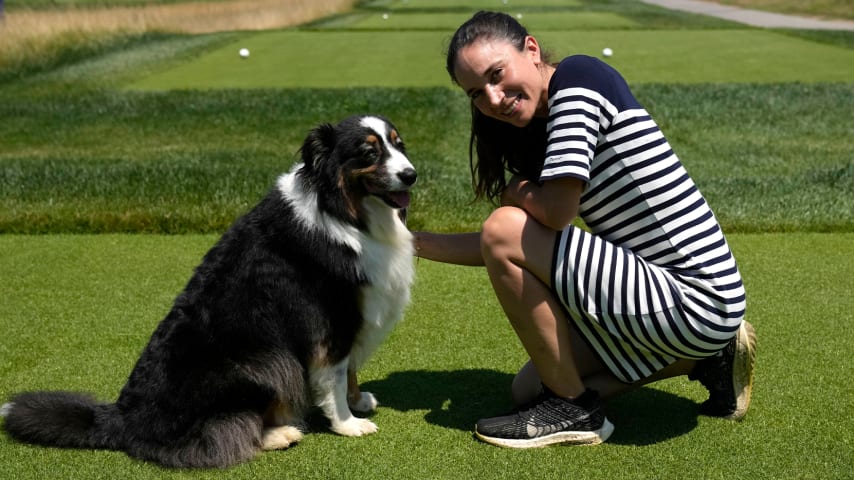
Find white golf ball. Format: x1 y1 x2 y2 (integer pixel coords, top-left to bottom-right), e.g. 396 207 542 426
602 47 613 58
382 13 389 20
239 48 250 59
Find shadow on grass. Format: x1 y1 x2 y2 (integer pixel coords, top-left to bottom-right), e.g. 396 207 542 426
361 369 515 431
604 387 699 445
362 369 700 445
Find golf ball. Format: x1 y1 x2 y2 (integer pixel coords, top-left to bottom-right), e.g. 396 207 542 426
382 13 389 20
602 47 613 58
239 48 250 59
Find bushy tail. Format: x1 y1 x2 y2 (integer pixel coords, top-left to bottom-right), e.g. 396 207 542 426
1 391 124 451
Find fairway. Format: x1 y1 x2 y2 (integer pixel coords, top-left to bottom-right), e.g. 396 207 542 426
372 0 587 8
334 11 638 30
2 0 854 477
127 29 854 90
0 233 852 478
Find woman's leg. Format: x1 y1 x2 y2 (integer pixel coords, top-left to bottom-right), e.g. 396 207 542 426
512 342 697 405
481 206 699 403
481 206 592 399
477 207 620 447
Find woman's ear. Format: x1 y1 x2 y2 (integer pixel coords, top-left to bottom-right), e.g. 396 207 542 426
525 35 542 64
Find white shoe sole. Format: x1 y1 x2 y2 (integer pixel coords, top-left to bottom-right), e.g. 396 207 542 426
727 321 757 421
475 418 615 449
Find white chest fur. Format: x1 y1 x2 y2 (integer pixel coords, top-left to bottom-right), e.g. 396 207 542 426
350 196 414 369
278 171 414 368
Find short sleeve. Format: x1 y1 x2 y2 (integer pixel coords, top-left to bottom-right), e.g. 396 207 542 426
541 55 641 183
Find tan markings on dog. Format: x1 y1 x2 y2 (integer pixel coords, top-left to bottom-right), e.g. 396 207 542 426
311 344 330 367
365 134 384 157
263 397 294 426
347 369 361 406
351 164 379 178
346 163 381 221
337 170 360 220
390 129 399 143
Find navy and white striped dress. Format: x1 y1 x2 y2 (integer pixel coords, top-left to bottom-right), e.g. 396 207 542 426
542 55 746 383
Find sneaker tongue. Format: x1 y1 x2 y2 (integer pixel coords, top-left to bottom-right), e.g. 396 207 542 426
387 191 410 209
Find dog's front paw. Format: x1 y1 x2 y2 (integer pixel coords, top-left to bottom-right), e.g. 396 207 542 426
349 391 379 413
331 417 378 437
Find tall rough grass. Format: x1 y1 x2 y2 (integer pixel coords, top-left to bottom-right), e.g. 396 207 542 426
0 0 357 76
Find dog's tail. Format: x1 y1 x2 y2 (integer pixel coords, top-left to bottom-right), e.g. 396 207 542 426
1 391 124 451
1 391 273 468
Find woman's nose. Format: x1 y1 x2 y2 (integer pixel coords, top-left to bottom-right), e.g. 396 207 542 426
485 84 503 106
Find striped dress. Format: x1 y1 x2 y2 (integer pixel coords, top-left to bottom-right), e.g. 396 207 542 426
541 55 746 383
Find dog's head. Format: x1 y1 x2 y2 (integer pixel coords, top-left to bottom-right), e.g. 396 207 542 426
298 115 416 224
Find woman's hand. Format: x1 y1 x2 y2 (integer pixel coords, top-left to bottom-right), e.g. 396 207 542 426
500 175 583 231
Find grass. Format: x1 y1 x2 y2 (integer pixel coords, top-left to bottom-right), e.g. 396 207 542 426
0 1 850 234
0 0 853 477
329 11 641 30
1 84 851 233
125 29 854 88
0 0 357 79
0 233 852 479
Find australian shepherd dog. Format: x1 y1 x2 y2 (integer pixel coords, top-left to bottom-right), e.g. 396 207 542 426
1 115 417 468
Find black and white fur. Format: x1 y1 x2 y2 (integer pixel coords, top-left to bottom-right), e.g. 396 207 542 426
0 115 416 468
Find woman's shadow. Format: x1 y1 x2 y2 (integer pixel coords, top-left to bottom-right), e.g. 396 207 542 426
362 369 700 445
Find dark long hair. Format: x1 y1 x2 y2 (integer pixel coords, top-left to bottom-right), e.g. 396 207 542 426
446 11 550 203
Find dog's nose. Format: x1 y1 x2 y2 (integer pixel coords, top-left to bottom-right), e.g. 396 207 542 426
398 168 417 186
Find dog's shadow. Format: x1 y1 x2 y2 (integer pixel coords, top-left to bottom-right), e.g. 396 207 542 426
362 369 700 446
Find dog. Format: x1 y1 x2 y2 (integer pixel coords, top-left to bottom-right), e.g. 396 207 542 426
0 115 417 468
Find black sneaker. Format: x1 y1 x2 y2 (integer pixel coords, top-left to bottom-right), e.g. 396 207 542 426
474 387 614 448
689 321 757 420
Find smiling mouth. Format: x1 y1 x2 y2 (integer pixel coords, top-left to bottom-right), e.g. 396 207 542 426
502 95 521 116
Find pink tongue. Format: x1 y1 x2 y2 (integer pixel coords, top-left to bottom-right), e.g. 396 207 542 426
388 191 411 209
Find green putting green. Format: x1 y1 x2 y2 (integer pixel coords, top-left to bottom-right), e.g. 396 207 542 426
365 0 585 10
340 11 638 30
126 29 854 90
1 232 852 478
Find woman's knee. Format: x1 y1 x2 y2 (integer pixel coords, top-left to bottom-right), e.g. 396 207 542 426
480 206 527 261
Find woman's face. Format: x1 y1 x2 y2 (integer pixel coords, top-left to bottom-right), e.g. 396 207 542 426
453 36 550 128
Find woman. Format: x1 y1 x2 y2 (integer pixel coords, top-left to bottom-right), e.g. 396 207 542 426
413 11 756 449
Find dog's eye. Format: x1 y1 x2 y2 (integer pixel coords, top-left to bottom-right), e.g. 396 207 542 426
363 136 383 157
390 130 405 149
389 137 405 151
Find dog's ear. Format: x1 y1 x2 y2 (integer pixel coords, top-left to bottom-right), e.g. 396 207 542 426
300 123 336 170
